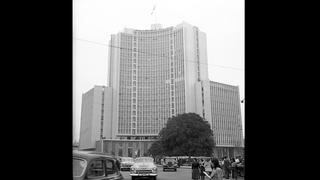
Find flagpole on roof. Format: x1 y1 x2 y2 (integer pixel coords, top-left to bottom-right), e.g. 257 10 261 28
151 4 157 24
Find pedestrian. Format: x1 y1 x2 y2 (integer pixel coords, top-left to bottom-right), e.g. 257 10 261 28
191 158 200 180
204 158 213 176
199 159 205 180
222 156 231 179
230 158 238 180
210 158 223 180
238 157 244 177
178 158 181 167
115 158 121 171
219 157 224 167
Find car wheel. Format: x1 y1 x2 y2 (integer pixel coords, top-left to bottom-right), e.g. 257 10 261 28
153 177 157 180
174 168 177 171
131 177 135 180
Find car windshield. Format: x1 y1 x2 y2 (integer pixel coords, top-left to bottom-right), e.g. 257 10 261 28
122 158 134 162
73 158 87 177
135 157 154 163
165 158 176 162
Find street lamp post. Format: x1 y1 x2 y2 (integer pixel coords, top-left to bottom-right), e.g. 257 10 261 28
101 139 103 152
101 137 105 153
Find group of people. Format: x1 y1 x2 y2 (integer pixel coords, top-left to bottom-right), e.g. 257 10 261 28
191 156 243 180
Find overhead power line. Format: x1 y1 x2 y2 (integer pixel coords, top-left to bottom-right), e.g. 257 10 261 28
73 37 244 71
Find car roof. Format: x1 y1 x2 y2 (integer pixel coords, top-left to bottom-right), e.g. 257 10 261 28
121 157 134 160
135 157 154 159
73 150 115 161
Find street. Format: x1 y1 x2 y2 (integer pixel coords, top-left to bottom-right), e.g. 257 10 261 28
120 166 244 180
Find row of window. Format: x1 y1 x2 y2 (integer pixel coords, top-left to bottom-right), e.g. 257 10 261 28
212 116 242 132
117 29 187 135
118 129 161 134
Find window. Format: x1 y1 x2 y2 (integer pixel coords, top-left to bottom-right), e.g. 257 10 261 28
105 159 117 176
118 149 123 157
73 158 87 178
87 159 105 178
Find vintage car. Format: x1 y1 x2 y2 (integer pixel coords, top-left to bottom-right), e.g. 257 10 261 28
163 157 178 171
119 157 134 171
130 157 157 180
73 150 124 180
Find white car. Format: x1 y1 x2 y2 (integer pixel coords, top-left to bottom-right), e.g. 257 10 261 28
130 157 157 180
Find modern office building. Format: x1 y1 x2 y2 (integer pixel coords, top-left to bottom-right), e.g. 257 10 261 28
107 22 209 140
195 80 244 157
209 81 243 157
79 85 113 150
79 22 244 157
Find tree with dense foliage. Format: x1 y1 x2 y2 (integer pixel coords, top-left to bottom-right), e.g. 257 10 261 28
148 113 215 157
147 140 163 157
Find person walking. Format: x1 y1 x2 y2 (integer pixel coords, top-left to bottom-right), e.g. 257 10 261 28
199 159 205 180
204 158 213 176
230 158 238 180
115 158 121 171
210 158 223 180
191 158 200 180
223 156 231 179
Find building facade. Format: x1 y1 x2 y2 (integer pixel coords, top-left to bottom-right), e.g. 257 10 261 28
209 81 244 158
79 22 244 157
79 85 113 150
107 22 209 140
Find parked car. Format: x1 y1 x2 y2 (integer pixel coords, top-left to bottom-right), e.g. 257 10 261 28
119 157 134 171
73 150 124 180
163 157 178 171
130 157 157 180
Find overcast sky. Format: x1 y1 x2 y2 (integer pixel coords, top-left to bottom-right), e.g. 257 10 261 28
73 0 244 142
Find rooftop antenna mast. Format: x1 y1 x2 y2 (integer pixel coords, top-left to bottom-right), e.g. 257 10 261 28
150 0 162 30
151 4 157 25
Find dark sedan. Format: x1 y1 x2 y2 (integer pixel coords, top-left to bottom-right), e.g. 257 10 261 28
163 157 178 172
73 150 124 180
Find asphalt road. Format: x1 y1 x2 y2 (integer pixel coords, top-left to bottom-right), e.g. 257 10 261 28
120 166 245 180
121 166 190 180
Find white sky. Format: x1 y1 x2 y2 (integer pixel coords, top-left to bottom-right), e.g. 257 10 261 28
73 0 244 142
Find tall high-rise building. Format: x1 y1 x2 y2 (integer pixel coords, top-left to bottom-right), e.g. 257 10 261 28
79 22 243 157
108 22 209 140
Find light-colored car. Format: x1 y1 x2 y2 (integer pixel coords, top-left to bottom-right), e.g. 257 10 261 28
130 157 157 180
119 157 134 171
